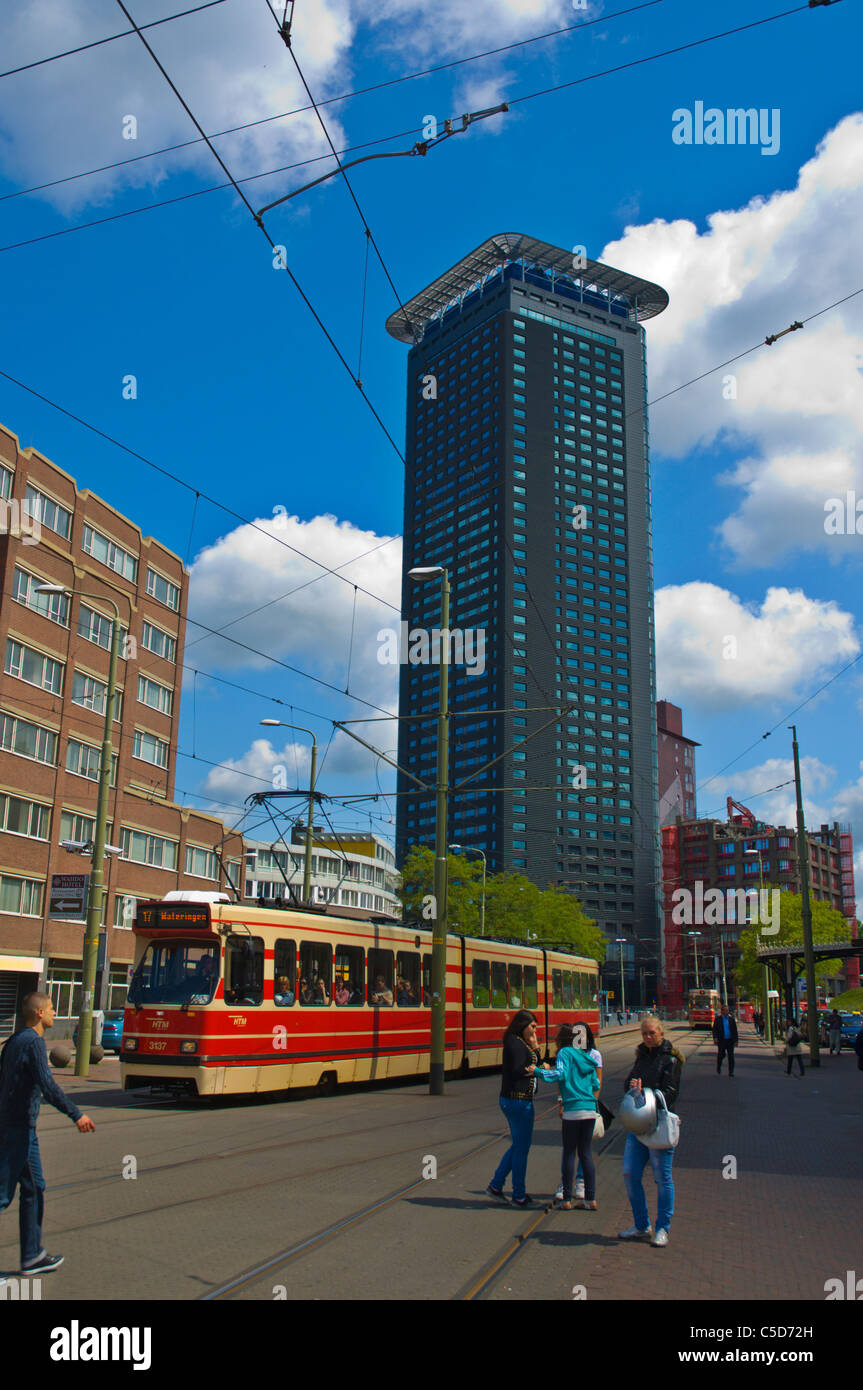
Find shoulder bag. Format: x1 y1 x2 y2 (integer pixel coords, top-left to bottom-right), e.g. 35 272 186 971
639 1089 681 1150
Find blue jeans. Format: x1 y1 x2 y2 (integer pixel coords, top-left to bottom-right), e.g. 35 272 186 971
0 1126 45 1267
491 1097 534 1200
623 1132 674 1233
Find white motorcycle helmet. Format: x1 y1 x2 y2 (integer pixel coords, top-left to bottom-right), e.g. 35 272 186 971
620 1085 658 1135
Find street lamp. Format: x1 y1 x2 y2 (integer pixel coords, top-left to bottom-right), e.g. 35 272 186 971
744 847 773 1043
260 720 318 903
37 583 126 1078
688 930 702 990
408 564 449 1096
449 844 486 936
614 938 628 1019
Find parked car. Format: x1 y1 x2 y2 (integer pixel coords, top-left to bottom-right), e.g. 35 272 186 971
839 1012 862 1050
73 1009 124 1053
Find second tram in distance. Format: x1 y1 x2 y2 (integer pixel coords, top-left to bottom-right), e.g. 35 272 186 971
120 895 600 1098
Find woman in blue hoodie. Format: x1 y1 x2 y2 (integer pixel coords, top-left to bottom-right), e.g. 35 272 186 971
532 1023 600 1209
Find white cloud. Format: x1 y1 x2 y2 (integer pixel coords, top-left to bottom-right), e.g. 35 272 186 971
655 581 859 713
0 0 354 213
187 510 402 712
600 113 863 566
199 729 388 814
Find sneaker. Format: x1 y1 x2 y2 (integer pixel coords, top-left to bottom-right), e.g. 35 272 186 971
21 1251 63 1274
486 1184 509 1204
619 1225 653 1241
574 1180 585 1200
560 1200 572 1210
512 1195 535 1208
651 1229 669 1248
555 1184 564 1201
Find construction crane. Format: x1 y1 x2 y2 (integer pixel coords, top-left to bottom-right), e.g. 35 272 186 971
726 797 757 827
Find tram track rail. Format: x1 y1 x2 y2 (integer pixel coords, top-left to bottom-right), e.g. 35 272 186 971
199 1026 703 1302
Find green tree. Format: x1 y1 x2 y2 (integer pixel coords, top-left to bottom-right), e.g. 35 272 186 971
398 851 604 961
735 890 850 1006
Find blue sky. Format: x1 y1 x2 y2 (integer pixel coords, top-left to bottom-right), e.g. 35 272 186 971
1 0 862 903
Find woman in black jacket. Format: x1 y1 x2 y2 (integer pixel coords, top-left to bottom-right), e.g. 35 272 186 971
619 1016 683 1249
487 1010 541 1207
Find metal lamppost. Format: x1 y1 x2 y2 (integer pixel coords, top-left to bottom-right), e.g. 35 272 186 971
408 566 450 1096
37 584 124 1078
688 930 702 989
745 847 772 1043
789 725 820 1067
614 937 627 1019
448 844 486 936
260 720 318 902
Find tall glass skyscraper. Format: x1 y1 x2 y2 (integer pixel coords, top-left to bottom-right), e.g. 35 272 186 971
386 234 668 1002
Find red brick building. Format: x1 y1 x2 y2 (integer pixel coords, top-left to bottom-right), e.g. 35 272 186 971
657 700 698 826
0 423 243 1037
659 802 858 1012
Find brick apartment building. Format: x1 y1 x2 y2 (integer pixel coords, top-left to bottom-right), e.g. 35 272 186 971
659 800 859 1012
657 700 698 826
0 422 244 1038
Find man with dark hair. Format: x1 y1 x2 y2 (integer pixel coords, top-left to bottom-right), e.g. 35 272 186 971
0 992 95 1275
712 1004 739 1077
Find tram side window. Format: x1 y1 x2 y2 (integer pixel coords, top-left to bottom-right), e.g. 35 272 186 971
552 969 563 1009
562 971 573 1009
509 963 523 1008
274 939 296 1006
576 972 587 1008
422 954 432 1007
491 961 507 1009
368 948 394 1006
396 951 420 1006
524 965 538 1010
299 942 331 1006
224 935 264 1006
472 958 490 1007
334 946 364 1005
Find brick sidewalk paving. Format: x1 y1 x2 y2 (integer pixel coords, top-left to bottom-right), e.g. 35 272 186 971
497 1025 863 1301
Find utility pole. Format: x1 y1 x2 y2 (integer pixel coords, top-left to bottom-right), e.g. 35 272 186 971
789 725 820 1067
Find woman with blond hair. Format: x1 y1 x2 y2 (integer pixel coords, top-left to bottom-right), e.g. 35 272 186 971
619 1015 684 1249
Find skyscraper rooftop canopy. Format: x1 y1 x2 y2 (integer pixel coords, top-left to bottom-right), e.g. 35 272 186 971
385 232 669 344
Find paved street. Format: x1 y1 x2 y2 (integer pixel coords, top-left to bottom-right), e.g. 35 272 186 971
1 1024 859 1301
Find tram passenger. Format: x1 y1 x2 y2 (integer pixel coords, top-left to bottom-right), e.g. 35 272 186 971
334 978 351 1007
371 975 393 1007
313 977 330 1006
619 1016 683 1249
298 977 314 1005
274 975 295 1006
396 977 415 1006
487 1010 541 1208
534 1023 599 1209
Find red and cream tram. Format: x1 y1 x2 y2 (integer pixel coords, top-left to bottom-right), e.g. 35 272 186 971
120 895 600 1097
688 988 721 1029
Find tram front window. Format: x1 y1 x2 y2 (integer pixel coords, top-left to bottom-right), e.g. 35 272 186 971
128 942 219 1005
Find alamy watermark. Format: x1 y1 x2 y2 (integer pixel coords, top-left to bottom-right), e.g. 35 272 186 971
377 623 486 674
671 883 780 934
672 102 780 156
824 492 863 535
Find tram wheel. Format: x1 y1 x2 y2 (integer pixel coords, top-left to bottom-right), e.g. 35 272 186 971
316 1070 338 1097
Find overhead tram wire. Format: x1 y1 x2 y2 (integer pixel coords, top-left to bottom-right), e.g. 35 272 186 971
696 647 863 796
2 0 667 204
1 1 831 251
114 0 406 466
0 366 400 617
0 0 229 80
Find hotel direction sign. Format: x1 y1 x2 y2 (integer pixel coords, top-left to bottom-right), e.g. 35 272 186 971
49 873 90 922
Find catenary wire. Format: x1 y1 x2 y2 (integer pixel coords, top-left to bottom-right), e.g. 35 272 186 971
0 0 229 81
1 0 666 203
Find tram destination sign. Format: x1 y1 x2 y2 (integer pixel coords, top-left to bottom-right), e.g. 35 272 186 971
135 903 212 931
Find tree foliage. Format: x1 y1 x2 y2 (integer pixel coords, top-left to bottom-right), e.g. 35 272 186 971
399 848 606 961
734 890 850 1005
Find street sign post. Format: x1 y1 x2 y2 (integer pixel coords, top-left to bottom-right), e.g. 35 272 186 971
49 873 90 922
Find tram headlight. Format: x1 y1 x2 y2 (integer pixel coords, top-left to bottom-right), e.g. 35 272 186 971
180 1041 198 1054
124 1039 138 1051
